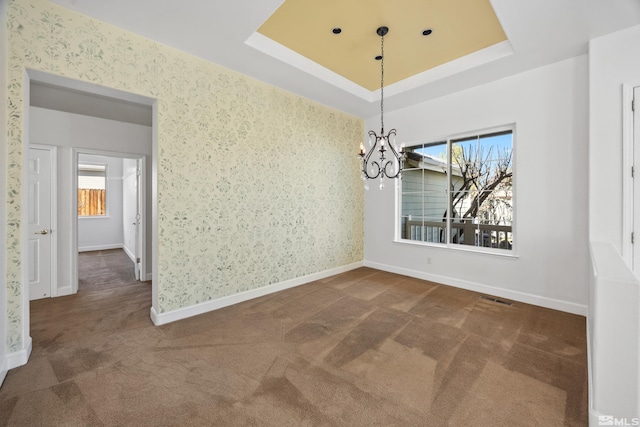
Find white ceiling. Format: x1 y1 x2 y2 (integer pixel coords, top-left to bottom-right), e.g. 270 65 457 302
48 0 640 119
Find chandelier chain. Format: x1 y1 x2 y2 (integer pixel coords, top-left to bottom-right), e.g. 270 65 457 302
380 33 385 132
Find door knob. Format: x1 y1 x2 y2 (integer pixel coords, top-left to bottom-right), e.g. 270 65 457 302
34 229 49 235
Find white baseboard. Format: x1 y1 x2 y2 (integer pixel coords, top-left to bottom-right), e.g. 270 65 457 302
364 260 588 316
0 358 7 387
6 336 32 370
121 247 152 281
589 408 604 427
78 243 123 252
150 261 364 326
55 286 74 297
123 245 135 263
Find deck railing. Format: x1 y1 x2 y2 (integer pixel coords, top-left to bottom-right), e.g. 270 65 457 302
403 219 512 249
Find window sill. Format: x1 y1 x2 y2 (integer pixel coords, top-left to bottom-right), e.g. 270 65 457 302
393 238 519 259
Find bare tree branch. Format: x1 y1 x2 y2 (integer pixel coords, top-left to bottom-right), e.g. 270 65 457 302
448 143 512 223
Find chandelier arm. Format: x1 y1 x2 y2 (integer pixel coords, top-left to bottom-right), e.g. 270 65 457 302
360 132 382 179
363 132 379 165
384 130 404 179
383 160 402 179
363 160 382 179
367 130 378 146
385 130 401 157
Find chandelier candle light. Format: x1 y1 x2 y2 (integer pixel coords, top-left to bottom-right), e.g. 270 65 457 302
359 26 405 190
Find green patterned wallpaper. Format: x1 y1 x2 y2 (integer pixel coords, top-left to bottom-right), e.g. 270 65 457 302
5 0 364 352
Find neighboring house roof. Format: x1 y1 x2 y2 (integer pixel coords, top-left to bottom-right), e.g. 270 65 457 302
405 152 463 177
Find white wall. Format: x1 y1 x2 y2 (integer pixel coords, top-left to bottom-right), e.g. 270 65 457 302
29 106 152 294
0 0 9 386
364 55 589 314
589 24 640 251
588 24 640 422
77 154 124 252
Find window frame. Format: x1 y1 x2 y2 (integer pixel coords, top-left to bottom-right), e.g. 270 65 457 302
395 124 516 257
77 162 109 218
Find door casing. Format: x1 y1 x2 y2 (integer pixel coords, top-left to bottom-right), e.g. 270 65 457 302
632 86 640 274
623 83 640 273
71 148 147 293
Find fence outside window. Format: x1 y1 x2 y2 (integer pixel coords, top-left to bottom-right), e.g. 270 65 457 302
78 188 106 216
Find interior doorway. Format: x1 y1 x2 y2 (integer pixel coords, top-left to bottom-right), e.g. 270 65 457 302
24 69 157 314
75 152 147 290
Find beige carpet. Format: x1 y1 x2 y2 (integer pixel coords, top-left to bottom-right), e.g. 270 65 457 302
0 250 588 426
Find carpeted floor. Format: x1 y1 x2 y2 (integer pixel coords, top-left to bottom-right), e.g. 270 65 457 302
0 249 588 426
78 248 138 290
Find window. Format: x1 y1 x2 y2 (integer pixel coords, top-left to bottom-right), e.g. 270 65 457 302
399 126 513 252
78 164 107 216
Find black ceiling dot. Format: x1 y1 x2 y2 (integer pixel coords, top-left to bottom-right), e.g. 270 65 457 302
375 55 383 61
332 27 342 35
422 28 433 36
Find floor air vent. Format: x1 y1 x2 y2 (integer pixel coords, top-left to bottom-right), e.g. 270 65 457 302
479 295 513 306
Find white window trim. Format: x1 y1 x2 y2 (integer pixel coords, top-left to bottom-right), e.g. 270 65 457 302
395 124 517 256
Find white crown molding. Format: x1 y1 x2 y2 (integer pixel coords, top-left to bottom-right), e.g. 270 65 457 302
246 32 514 102
245 32 375 101
383 40 514 98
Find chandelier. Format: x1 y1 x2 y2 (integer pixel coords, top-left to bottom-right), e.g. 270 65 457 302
359 26 405 190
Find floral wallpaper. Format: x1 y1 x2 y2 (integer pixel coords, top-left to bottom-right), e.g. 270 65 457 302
5 0 364 352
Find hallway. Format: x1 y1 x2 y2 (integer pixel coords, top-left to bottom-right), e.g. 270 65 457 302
78 249 140 291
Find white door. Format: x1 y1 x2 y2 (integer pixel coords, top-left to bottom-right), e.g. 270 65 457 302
28 148 53 300
135 159 143 280
122 158 141 280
